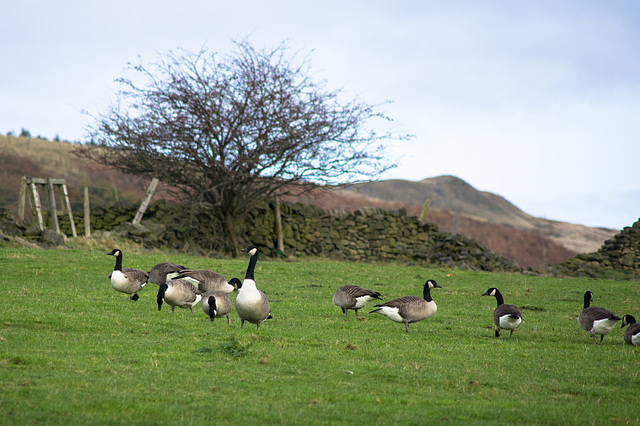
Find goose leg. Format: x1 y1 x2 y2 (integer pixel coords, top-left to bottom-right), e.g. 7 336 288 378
404 321 410 333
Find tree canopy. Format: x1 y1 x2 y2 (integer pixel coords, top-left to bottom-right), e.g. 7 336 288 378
76 39 411 256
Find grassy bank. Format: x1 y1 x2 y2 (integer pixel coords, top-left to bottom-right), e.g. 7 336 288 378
0 247 638 424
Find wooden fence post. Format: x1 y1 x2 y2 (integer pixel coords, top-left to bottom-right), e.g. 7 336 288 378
29 180 44 231
132 178 159 225
84 186 91 237
275 197 284 252
47 178 61 233
60 183 77 237
18 176 27 221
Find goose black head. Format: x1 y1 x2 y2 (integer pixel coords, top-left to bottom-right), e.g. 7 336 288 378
622 314 637 328
482 288 498 297
244 245 259 256
157 283 168 311
426 279 441 289
106 249 121 257
229 277 242 291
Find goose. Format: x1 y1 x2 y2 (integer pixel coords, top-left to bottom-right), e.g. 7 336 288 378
621 314 640 346
333 285 383 317
369 279 441 333
201 290 232 324
578 291 620 345
157 278 202 313
482 287 522 338
148 262 186 285
167 268 241 294
107 249 149 301
235 245 272 329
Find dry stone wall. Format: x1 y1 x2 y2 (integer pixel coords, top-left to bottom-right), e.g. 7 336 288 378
245 201 519 272
4 200 520 272
549 219 640 279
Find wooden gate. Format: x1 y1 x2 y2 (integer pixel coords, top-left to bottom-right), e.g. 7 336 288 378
18 176 77 237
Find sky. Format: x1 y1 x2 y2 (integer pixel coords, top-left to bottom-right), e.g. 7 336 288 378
2 0 639 230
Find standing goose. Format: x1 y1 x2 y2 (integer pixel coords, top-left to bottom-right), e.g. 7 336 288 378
157 278 202 313
482 287 522 338
578 291 620 345
107 249 149 301
333 285 383 318
168 268 241 294
201 290 232 324
369 279 441 333
148 262 186 285
235 245 272 329
620 314 640 346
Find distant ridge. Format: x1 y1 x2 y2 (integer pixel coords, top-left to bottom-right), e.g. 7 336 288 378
340 175 617 256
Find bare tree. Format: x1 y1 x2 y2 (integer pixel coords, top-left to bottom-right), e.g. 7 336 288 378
76 39 410 256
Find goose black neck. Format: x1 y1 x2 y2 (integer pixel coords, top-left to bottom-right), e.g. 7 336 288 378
113 252 123 271
245 250 258 281
583 292 591 309
157 284 168 311
208 295 217 321
422 284 433 302
494 290 504 307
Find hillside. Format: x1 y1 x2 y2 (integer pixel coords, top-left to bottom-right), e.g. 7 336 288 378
0 134 617 268
0 135 154 209
341 176 617 252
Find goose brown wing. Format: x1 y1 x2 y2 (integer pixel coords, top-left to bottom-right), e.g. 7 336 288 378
377 295 422 308
122 268 149 283
584 306 616 320
339 285 382 298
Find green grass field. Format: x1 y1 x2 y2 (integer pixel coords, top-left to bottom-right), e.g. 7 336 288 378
0 246 638 425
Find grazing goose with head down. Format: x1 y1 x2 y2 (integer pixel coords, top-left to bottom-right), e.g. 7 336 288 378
621 314 640 346
333 285 383 318
148 262 186 285
370 279 441 333
482 287 522 338
157 278 202 313
201 290 232 324
107 249 149 301
578 291 620 345
235 245 272 329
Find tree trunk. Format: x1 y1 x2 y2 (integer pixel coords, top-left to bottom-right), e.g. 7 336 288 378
222 210 240 258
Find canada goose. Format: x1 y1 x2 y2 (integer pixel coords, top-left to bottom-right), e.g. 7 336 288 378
201 290 232 324
107 249 149 301
482 287 522 338
148 262 186 285
369 279 441 333
333 285 383 317
235 245 272 329
578 291 621 345
621 314 640 346
168 269 241 294
157 278 202 313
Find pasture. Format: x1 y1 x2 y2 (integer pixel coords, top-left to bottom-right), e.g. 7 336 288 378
0 246 638 424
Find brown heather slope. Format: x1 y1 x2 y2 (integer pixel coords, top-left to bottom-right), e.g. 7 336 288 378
0 135 617 268
0 135 158 210
335 177 617 265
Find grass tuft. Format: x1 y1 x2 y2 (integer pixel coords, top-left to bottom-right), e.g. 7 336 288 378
218 336 252 358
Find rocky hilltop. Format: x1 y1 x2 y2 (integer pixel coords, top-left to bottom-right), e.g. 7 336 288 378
340 175 617 257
